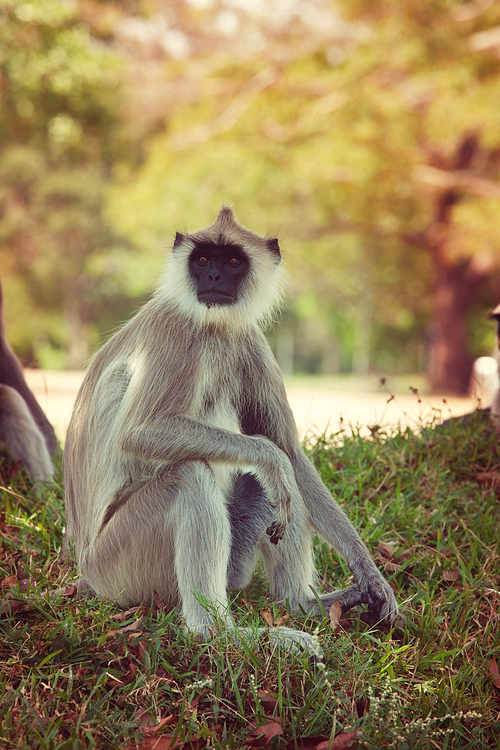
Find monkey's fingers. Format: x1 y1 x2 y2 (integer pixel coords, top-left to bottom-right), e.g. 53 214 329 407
266 521 286 545
265 489 291 544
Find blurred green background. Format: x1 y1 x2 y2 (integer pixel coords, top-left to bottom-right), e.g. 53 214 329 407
2 0 500 395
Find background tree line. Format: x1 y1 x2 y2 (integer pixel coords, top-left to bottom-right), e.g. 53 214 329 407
1 0 500 393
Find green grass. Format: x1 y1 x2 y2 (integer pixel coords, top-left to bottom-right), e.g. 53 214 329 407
0 407 499 749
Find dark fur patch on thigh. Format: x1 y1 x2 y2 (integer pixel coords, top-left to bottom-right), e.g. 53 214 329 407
228 472 271 586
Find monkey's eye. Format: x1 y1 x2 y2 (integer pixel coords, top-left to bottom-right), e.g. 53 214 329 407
227 257 240 267
197 256 209 265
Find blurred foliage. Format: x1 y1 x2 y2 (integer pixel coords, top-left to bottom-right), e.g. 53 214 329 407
0 0 137 367
2 0 500 386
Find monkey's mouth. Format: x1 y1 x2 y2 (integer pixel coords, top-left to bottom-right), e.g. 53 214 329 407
198 290 235 306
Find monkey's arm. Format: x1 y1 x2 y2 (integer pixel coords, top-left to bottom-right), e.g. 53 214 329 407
240 358 398 626
117 412 292 542
119 411 275 465
290 447 398 625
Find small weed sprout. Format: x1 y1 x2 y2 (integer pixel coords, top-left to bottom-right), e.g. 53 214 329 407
188 677 213 693
311 625 324 664
360 681 482 749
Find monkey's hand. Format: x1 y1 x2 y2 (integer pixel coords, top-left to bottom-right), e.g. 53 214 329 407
264 459 292 543
266 516 288 545
253 437 294 545
357 570 398 627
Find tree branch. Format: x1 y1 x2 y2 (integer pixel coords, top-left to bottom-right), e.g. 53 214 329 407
170 67 280 150
415 164 500 199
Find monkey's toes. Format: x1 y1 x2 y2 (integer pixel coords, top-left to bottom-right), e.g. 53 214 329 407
360 609 381 627
360 597 398 628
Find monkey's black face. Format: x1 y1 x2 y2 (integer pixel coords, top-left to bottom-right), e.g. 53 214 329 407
188 242 250 307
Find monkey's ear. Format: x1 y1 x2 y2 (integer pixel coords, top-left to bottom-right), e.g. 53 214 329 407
266 237 280 257
173 232 185 249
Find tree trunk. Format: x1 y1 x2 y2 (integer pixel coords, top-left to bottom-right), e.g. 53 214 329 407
64 297 90 370
427 258 476 394
419 136 493 394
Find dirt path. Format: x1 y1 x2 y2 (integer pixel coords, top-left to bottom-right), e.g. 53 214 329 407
24 369 477 444
285 386 475 437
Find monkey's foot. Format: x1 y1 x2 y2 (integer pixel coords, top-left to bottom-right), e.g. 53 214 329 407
358 574 399 627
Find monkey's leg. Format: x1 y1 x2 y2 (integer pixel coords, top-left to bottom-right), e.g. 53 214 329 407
173 466 319 652
227 472 272 590
77 462 233 633
220 472 319 654
260 492 366 619
172 462 234 639
0 384 54 483
259 489 318 611
288 450 398 626
76 468 186 608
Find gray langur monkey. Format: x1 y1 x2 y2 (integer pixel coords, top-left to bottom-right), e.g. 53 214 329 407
489 303 500 430
63 207 398 651
0 278 57 483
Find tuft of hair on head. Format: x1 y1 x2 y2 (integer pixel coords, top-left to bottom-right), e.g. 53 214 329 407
158 207 288 332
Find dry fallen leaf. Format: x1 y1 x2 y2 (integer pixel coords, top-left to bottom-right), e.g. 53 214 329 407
110 606 143 621
437 548 452 558
274 614 289 626
246 720 283 748
476 471 499 486
382 561 401 575
489 657 500 689
442 570 461 582
316 730 360 749
140 736 182 749
106 660 137 688
135 708 157 732
0 597 25 617
259 608 274 627
153 716 177 732
257 689 278 716
377 542 396 559
153 590 167 610
329 600 342 631
107 616 144 637
1 575 18 590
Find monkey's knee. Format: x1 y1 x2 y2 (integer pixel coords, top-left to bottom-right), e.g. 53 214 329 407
0 384 54 483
